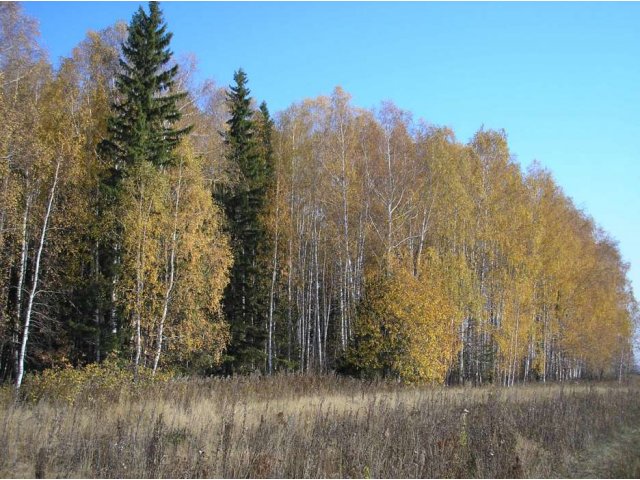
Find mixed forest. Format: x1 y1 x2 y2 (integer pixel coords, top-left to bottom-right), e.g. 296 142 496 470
0 2 636 390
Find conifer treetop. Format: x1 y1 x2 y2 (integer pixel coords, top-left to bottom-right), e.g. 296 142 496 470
102 1 191 171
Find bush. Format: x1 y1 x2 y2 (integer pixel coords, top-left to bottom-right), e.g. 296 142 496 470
19 359 173 405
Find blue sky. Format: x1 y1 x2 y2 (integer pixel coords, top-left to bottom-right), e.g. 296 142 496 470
23 1 640 299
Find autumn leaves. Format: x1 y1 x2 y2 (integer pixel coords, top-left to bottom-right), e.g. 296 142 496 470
0 2 634 387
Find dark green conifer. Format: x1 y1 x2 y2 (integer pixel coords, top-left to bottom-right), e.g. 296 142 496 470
257 101 275 185
221 70 273 374
101 1 191 173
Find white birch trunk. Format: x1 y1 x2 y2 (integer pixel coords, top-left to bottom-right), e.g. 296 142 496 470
13 186 30 374
15 158 60 390
267 179 280 374
152 163 183 376
134 184 152 379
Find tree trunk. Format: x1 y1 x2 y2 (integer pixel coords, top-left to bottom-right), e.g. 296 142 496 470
16 158 60 390
267 179 280 374
13 186 30 377
134 185 152 380
153 163 183 376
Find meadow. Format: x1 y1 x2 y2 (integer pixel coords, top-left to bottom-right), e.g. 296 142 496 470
1 373 639 478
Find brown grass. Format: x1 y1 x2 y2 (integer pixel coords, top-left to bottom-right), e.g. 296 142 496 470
1 374 639 478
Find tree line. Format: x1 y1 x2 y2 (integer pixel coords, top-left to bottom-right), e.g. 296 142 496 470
0 2 636 388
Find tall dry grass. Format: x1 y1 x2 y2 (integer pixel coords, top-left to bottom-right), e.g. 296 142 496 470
1 374 639 478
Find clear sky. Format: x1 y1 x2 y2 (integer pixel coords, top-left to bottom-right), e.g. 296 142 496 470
22 1 640 300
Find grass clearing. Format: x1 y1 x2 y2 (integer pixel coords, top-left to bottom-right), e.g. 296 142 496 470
1 375 639 478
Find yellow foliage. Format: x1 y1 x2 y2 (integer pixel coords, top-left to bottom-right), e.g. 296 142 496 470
349 254 460 384
118 141 232 371
19 359 173 405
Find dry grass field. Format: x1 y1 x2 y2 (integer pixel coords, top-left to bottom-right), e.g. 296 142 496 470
1 374 639 478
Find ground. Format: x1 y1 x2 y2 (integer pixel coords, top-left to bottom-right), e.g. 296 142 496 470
1 374 639 478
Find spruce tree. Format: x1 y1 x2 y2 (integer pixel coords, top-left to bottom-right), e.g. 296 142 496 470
256 101 280 373
221 70 273 374
257 101 276 187
101 1 191 173
97 1 190 362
